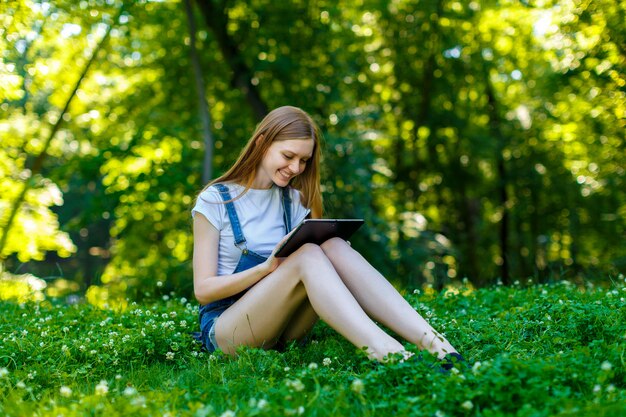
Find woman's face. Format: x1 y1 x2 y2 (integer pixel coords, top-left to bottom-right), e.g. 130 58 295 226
254 138 314 189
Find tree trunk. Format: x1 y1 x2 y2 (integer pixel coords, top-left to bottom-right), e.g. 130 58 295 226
184 0 215 184
194 0 268 120
485 75 510 285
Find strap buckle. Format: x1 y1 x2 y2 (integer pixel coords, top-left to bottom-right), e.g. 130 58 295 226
235 241 248 255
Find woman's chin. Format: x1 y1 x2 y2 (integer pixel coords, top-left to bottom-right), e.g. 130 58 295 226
273 176 291 187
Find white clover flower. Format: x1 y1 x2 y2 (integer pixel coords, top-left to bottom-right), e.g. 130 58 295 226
351 379 364 394
283 367 290 372
180 320 188 328
593 385 601 393
166 352 175 360
298 406 305 415
323 358 332 366
461 400 473 410
124 386 137 396
257 399 268 409
131 395 146 407
115 374 123 380
0 368 9 378
601 361 612 371
95 380 109 396
286 379 305 392
169 311 177 318
60 386 72 397
472 361 482 373
292 379 305 392
308 362 318 370
16 381 26 389
219 410 235 417
21 330 28 336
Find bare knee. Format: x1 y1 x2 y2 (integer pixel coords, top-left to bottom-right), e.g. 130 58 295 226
320 237 351 255
286 243 332 277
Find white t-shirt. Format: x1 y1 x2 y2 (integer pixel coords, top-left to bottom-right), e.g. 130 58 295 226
192 183 310 275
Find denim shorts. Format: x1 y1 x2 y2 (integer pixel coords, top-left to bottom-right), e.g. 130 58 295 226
199 299 236 352
205 319 219 352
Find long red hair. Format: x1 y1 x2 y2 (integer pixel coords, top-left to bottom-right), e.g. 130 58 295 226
204 106 323 218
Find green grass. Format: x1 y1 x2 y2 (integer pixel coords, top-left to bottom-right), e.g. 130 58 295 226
1 278 625 416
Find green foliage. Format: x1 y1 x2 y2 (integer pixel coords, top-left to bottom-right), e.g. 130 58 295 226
1 279 625 416
0 114 76 262
0 0 624 295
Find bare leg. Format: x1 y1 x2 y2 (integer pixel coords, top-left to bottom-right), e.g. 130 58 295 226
320 238 457 359
277 299 318 345
214 244 405 361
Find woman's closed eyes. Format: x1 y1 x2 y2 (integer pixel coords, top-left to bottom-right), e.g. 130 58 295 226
283 153 308 164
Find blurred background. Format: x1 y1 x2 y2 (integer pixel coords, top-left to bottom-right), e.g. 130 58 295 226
1 0 624 306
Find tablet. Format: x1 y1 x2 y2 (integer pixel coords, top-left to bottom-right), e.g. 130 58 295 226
274 219 364 257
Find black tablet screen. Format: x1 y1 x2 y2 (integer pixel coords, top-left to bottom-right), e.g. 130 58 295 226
274 219 364 257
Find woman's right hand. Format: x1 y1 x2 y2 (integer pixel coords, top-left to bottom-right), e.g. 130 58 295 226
263 229 296 274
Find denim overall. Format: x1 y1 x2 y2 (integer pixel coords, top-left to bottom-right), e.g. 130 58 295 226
198 183 293 352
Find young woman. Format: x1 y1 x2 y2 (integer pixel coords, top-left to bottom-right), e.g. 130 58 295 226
192 105 463 364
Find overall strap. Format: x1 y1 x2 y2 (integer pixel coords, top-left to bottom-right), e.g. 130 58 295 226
281 187 292 233
213 184 248 253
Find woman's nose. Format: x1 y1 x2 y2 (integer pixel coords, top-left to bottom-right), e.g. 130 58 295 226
289 161 301 174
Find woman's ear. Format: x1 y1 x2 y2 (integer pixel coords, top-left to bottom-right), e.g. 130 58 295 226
255 134 264 147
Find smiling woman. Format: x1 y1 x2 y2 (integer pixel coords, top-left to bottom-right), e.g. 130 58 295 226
191 105 464 365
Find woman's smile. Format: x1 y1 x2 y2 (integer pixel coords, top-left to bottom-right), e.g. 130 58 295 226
278 169 293 181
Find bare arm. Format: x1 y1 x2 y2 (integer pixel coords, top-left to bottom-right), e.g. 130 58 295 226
192 213 285 305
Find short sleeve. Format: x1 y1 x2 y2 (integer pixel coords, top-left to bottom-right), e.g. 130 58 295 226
192 186 226 231
290 188 311 227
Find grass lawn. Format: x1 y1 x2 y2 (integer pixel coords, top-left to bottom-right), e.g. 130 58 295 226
1 278 625 416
